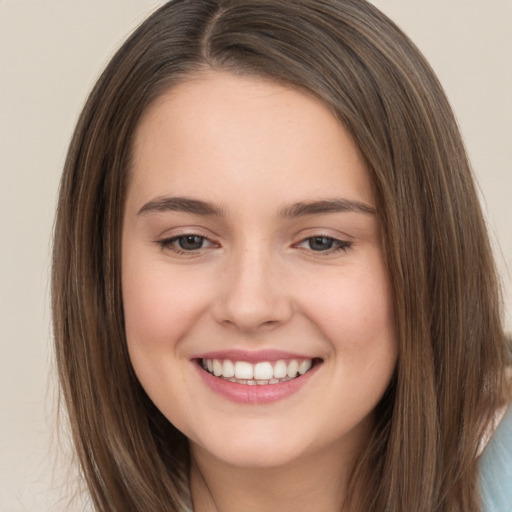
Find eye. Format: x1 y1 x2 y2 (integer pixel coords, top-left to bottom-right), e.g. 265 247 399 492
157 234 215 253
307 236 335 251
175 235 208 251
297 236 352 253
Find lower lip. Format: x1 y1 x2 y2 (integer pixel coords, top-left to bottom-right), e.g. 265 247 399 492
194 361 320 404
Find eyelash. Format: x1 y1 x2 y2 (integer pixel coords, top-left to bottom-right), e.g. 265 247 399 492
157 233 353 256
295 235 353 254
156 234 215 255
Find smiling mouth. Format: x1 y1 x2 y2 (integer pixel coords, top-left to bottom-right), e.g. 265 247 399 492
199 358 320 385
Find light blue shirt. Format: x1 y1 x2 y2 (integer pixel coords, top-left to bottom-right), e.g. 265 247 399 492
479 404 512 512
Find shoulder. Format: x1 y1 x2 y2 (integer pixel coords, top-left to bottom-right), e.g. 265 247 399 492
479 402 512 512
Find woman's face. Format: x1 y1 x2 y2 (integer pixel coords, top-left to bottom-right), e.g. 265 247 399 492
122 71 397 469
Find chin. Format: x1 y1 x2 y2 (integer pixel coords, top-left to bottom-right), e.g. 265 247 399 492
190 425 311 469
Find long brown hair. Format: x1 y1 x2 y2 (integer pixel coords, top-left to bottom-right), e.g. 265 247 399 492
52 1 511 510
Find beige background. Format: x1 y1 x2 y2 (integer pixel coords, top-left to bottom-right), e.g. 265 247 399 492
1 1 510 510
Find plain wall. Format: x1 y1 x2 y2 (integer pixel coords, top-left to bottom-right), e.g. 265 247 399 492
1 1 510 510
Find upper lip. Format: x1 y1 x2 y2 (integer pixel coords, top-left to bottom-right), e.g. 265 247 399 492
192 349 319 364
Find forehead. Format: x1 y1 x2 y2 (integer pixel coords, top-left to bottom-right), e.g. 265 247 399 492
129 71 374 212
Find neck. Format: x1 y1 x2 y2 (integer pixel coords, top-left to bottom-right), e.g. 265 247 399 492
189 436 366 512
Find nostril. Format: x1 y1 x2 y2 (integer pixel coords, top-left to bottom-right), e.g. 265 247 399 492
217 311 289 332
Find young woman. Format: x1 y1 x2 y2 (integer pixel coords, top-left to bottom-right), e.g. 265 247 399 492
51 1 512 511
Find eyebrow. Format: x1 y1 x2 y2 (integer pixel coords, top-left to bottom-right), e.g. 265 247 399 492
138 196 224 216
137 196 375 217
279 199 376 217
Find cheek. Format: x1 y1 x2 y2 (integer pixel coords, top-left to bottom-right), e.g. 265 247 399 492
307 270 394 345
297 256 397 386
122 255 211 359
121 255 213 427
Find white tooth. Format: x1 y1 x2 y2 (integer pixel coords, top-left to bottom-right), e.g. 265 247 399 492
298 359 312 375
202 359 207 369
207 359 213 373
213 359 223 376
273 360 287 379
234 361 253 379
222 360 235 378
256 380 268 385
247 380 256 385
254 362 273 380
269 378 279 384
287 359 299 378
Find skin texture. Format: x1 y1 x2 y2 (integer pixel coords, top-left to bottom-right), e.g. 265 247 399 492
122 71 397 512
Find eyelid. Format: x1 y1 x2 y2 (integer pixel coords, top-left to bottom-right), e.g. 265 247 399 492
155 230 219 255
154 228 353 256
294 234 353 254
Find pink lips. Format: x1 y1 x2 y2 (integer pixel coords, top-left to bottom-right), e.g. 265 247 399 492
192 350 320 404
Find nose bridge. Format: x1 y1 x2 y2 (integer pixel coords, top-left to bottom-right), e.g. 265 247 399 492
214 240 292 331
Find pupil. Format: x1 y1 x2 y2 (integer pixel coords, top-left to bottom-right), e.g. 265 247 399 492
179 235 203 250
309 237 333 251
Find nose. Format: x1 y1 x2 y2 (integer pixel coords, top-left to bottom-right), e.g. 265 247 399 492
212 244 293 333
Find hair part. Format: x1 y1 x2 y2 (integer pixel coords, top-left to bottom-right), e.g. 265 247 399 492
52 1 511 510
